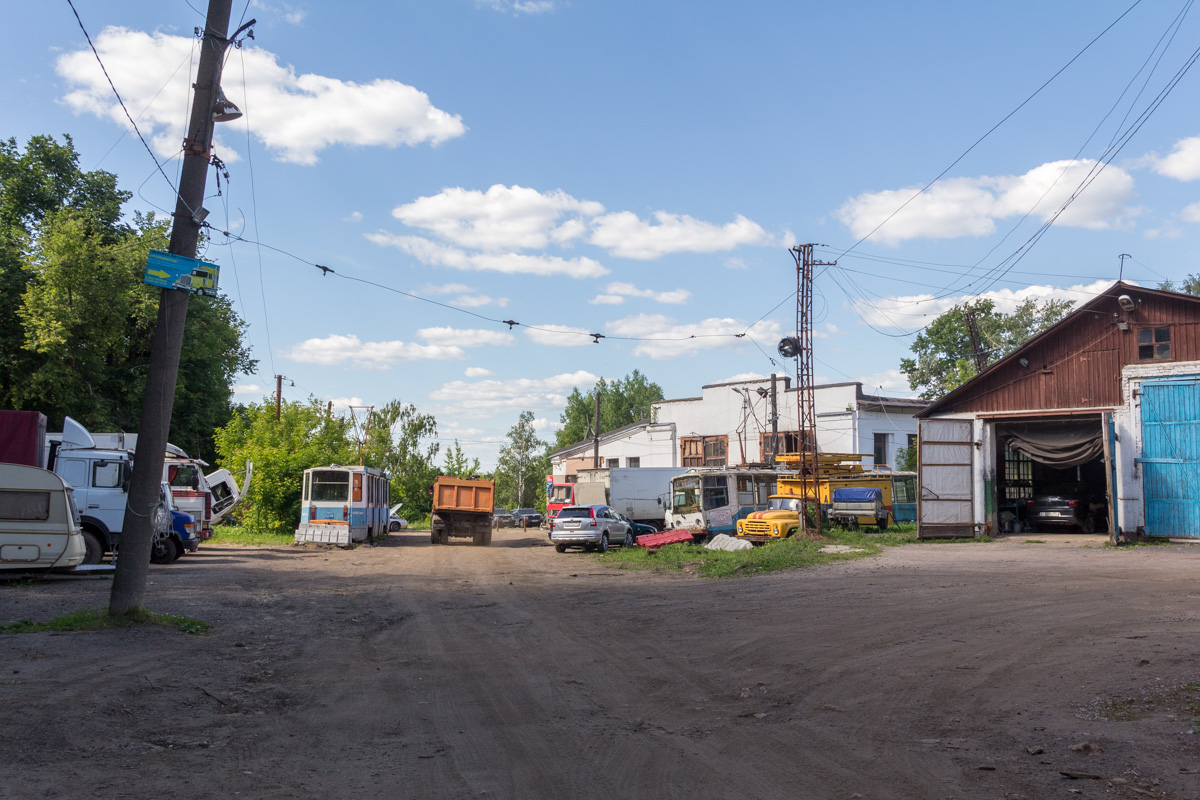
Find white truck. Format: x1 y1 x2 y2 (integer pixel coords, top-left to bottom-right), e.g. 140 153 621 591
45 418 251 557
571 466 686 531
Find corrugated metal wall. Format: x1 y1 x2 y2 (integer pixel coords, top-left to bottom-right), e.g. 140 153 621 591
1139 377 1200 539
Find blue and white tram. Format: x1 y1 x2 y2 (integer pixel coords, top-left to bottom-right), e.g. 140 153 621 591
295 465 390 545
665 467 785 540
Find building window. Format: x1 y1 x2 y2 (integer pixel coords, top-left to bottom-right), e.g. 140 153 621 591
606 458 620 468
626 457 640 468
681 436 727 467
1138 326 1171 361
907 434 917 450
873 433 890 467
760 431 801 459
1003 445 1033 502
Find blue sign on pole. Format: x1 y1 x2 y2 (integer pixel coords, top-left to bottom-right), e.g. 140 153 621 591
143 250 220 297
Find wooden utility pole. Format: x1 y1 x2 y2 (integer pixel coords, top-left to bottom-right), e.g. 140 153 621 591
769 373 778 465
592 388 602 468
109 0 234 615
275 374 283 421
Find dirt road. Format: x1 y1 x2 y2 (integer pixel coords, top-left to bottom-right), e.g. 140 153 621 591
2 529 1198 799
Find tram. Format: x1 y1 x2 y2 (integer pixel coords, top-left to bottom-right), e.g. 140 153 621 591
295 465 390 545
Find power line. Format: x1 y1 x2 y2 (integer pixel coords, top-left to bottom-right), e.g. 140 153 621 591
65 0 190 211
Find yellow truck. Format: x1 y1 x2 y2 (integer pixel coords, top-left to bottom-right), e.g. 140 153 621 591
735 453 915 543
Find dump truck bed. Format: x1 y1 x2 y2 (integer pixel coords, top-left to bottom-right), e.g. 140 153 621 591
432 477 494 514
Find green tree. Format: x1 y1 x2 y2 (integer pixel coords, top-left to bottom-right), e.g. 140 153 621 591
1158 275 1200 295
360 400 441 519
899 297 1074 399
554 369 664 449
213 399 357 534
496 411 549 510
0 135 254 461
442 439 482 478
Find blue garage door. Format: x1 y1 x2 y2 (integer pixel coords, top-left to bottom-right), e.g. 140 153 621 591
1139 376 1200 539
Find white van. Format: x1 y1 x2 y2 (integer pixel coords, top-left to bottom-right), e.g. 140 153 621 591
0 463 86 571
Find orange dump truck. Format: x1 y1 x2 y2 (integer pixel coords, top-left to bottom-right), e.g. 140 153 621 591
430 476 495 546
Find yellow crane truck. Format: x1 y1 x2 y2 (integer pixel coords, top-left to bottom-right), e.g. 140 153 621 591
735 453 908 543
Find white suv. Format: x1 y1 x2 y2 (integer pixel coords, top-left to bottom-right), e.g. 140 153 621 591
549 505 632 553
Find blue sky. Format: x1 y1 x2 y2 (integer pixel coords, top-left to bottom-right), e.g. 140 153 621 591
6 1 1200 467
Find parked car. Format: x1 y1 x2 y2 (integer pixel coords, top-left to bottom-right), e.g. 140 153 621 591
388 503 408 532
512 508 544 528
1026 484 1107 533
493 508 516 527
549 504 633 553
614 511 655 539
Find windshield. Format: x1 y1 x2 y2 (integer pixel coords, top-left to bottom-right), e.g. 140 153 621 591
310 470 349 503
767 497 802 511
550 485 573 504
672 477 700 515
515 508 536 515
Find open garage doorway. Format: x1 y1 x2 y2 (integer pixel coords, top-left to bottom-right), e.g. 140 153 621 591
993 417 1110 535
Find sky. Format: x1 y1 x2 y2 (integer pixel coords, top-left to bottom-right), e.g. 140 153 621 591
6 0 1200 468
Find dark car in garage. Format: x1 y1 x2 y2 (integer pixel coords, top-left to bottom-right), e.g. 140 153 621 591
1026 484 1107 533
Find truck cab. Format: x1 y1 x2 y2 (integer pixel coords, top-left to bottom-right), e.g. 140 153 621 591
50 418 133 564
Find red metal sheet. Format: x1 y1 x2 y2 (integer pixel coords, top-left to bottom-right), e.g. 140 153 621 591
635 529 695 549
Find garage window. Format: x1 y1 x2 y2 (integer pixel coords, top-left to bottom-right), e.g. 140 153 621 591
1138 326 1171 361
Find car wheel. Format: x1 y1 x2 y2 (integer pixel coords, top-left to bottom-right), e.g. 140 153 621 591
597 533 609 553
1082 514 1096 534
623 529 635 548
390 521 400 532
554 543 566 553
82 531 104 565
151 536 179 564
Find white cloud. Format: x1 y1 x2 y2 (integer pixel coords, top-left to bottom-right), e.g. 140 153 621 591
604 314 783 359
531 417 561 432
464 367 495 377
286 333 465 368
430 371 599 419
725 257 750 270
366 232 609 278
382 184 782 263
233 383 264 394
587 281 691 306
837 160 1137 245
848 280 1114 330
326 396 365 414
481 0 556 13
420 282 509 308
1152 136 1200 181
1181 202 1200 223
589 211 774 259
393 185 603 251
416 327 515 347
345 211 363 223
524 324 596 347
56 27 465 166
719 372 768 383
855 369 916 395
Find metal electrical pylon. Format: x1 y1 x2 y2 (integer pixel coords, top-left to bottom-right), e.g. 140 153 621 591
790 244 835 536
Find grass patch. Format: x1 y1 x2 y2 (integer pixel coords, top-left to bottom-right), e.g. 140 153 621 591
598 526 919 579
209 524 295 546
1087 680 1200 724
1 607 209 635
1024 539 1047 544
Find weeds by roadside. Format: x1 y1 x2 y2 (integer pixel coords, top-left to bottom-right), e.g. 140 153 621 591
209 525 294 546
1 608 209 635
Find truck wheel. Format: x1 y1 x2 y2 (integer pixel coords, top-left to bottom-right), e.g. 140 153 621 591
597 533 609 553
482 528 492 546
82 531 104 565
877 513 889 531
431 530 441 545
554 543 567 553
151 536 179 564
